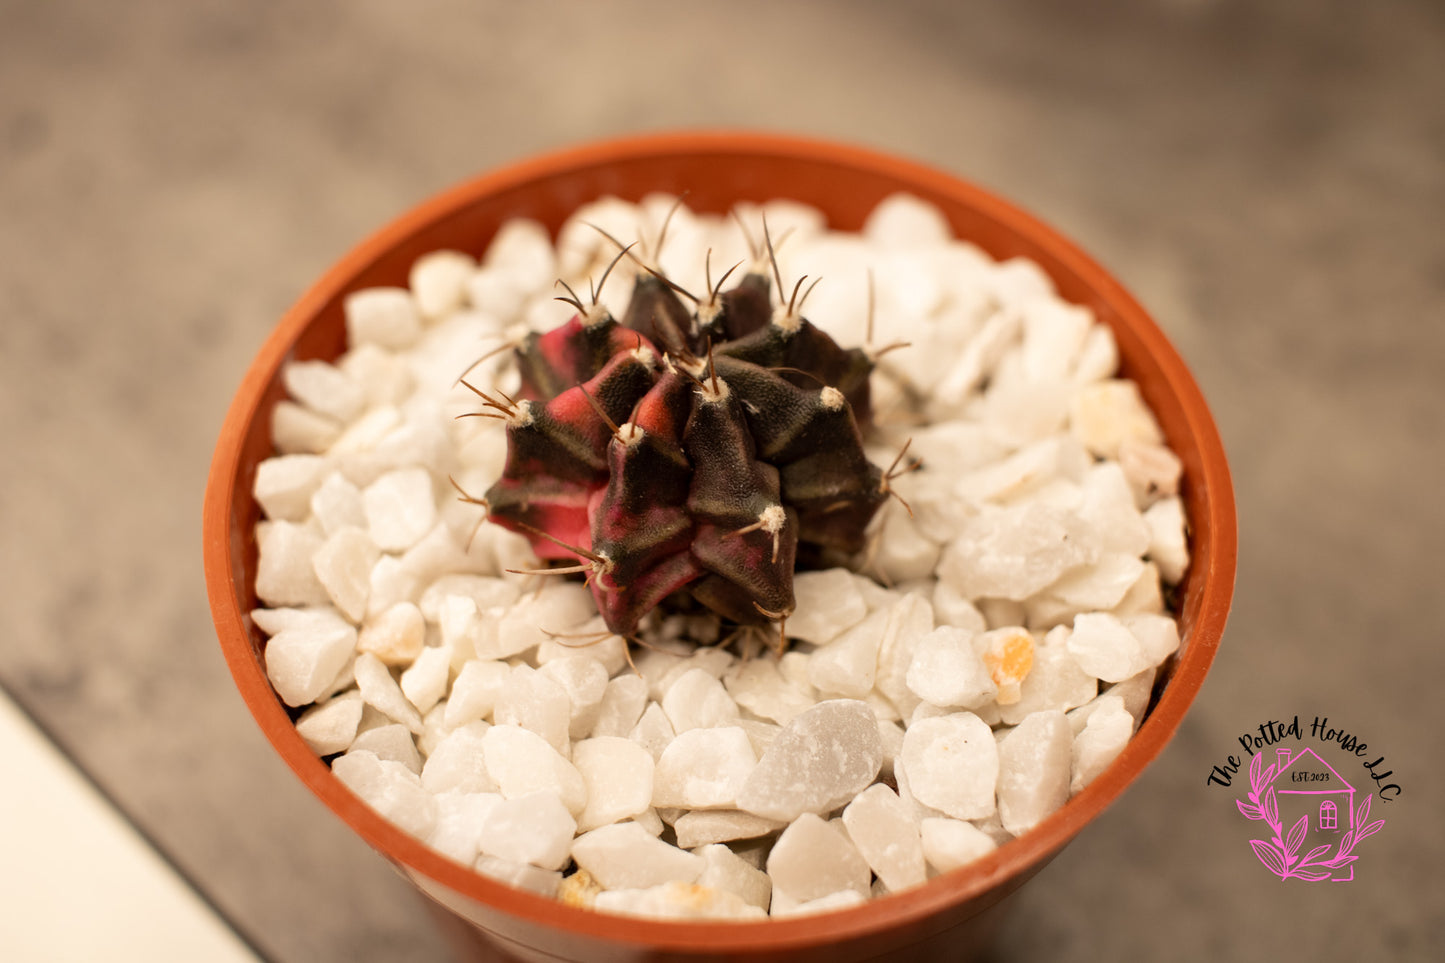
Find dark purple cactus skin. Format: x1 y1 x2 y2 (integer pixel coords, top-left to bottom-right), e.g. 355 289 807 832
481 264 884 637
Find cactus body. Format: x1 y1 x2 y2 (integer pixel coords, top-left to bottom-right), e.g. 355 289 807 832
482 261 885 636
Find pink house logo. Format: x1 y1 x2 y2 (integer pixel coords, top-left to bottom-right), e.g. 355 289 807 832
1237 746 1384 881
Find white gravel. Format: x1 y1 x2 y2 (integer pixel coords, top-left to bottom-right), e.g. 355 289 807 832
251 192 1191 919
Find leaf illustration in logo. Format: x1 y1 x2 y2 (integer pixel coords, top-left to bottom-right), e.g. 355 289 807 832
1355 793 1371 828
1301 843 1332 865
1358 818 1385 843
1250 839 1288 878
1263 786 1280 827
1249 752 1264 790
1294 868 1333 882
1285 815 1308 859
1236 799 1263 820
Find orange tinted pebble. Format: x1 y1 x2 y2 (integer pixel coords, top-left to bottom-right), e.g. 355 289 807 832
982 629 1034 706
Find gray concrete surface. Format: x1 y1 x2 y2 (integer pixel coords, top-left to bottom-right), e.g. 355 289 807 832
1 1 1440 960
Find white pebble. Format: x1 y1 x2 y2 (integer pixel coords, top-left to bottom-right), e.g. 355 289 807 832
437 596 483 670
1072 323 1118 384
771 888 869 918
474 855 560 898
350 723 422 774
358 601 425 665
871 593 936 720
1077 463 1151 557
443 658 509 729
628 702 676 761
661 668 739 733
1111 561 1166 618
767 813 871 903
1020 299 1093 383
256 521 329 608
309 472 367 536
1111 668 1158 726
736 700 882 822
332 750 436 839
588 674 650 738
417 701 449 758
722 658 815 726
877 718 905 778
1143 496 1189 584
270 400 340 455
672 810 786 850
264 618 357 707
808 605 887 699
481 724 586 816
417 575 517 624
899 713 998 820
1071 695 1136 793
1042 553 1146 613
996 710 1072 836
931 311 1022 412
427 791 502 865
399 645 450 714
253 455 329 522
294 690 364 755
477 791 576 871
344 287 423 350
311 527 379 624
953 436 1085 504
939 504 1096 602
1123 613 1181 669
252 605 347 637
695 844 772 911
421 720 495 794
1117 439 1183 507
652 727 757 811
283 360 366 425
573 737 655 833
842 784 926 893
863 192 953 248
998 629 1097 725
409 250 477 320
570 822 703 891
919 817 998 874
364 468 437 552
478 582 594 660
872 509 942 584
538 655 609 739
494 664 572 754
1067 612 1147 683
536 630 630 678
464 267 528 324
629 807 665 837
787 569 868 645
354 652 424 733
337 348 413 411
906 625 994 710
592 882 765 921
1069 379 1163 459
931 581 988 633
483 218 556 294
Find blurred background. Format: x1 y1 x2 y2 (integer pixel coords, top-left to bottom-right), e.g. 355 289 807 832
0 0 1440 960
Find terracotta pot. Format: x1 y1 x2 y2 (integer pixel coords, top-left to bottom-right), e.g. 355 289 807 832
203 131 1236 962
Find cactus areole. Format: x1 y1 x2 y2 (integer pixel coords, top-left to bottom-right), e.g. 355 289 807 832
474 240 888 639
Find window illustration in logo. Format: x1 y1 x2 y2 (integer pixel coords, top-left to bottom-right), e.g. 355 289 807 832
1236 747 1384 881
